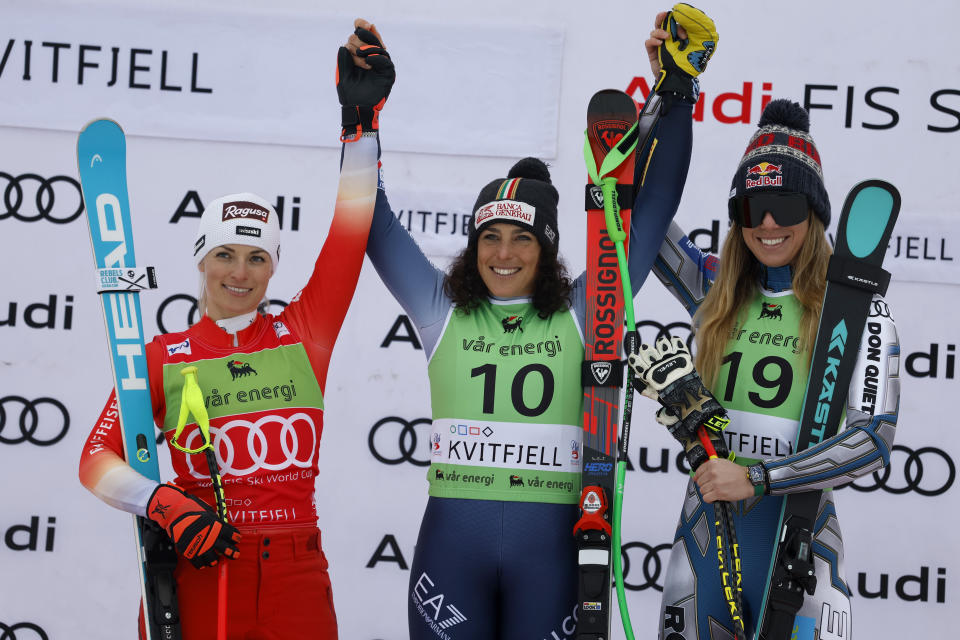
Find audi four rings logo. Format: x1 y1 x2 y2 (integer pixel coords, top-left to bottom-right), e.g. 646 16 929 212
636 319 694 351
180 413 317 478
870 299 892 319
0 172 83 224
157 293 289 334
0 396 70 446
0 622 48 640
156 294 201 334
620 541 673 592
843 444 955 496
368 416 433 467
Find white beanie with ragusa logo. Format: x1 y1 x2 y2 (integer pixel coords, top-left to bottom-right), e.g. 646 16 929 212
193 193 281 272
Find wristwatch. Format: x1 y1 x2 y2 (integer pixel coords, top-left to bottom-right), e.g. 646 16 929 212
747 463 769 496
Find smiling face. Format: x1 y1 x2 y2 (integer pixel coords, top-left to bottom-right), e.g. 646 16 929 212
476 223 542 298
199 244 273 320
741 211 810 268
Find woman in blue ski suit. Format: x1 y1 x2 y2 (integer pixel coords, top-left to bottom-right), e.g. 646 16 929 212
341 8 716 639
639 16 900 639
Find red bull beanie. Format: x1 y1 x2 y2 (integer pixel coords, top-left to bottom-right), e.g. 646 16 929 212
193 193 281 273
728 99 830 226
469 157 560 253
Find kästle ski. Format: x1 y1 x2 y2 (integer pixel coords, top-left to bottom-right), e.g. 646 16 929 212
77 119 182 640
574 89 661 640
756 180 900 639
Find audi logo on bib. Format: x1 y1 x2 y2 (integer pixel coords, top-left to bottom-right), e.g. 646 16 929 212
843 444 955 496
368 416 433 467
0 172 83 224
0 396 69 446
180 412 317 478
0 621 48 640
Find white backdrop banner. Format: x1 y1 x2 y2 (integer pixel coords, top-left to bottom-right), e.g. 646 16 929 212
1 3 563 157
1 2 958 640
382 186 473 259
885 213 960 284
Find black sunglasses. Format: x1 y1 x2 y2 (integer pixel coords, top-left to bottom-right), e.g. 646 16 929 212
729 193 809 228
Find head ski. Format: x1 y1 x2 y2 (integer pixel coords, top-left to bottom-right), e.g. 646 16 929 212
77 119 182 640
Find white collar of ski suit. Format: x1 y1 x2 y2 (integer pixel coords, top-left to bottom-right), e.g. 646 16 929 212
487 295 533 305
215 310 258 342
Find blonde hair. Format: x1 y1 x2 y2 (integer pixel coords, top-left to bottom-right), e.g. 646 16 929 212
693 216 831 386
197 260 208 320
197 282 207 320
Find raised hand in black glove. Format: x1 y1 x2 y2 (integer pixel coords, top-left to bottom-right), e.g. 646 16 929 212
337 19 395 142
628 335 728 447
147 483 240 569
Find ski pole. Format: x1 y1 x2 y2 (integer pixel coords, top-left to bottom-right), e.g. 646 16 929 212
631 340 747 640
698 426 719 458
697 425 746 640
173 366 229 640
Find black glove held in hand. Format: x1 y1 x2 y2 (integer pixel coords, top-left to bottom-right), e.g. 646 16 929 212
629 335 727 444
147 483 240 569
337 26 395 142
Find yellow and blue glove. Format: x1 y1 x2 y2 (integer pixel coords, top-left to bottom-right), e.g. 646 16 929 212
654 3 718 105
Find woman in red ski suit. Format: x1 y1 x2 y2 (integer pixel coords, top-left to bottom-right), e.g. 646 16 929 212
78 31 394 640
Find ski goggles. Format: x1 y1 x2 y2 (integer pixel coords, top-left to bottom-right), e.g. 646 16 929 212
728 192 810 228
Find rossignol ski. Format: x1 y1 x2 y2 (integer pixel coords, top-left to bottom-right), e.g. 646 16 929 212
756 180 900 640
574 89 637 640
574 89 660 640
77 119 182 640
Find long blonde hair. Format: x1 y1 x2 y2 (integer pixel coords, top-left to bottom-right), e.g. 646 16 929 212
693 216 832 386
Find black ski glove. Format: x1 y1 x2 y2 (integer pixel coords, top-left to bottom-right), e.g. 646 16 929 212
337 26 395 142
654 3 718 105
147 483 240 569
629 335 728 447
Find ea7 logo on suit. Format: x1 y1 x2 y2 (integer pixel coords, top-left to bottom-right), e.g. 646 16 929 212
412 573 469 631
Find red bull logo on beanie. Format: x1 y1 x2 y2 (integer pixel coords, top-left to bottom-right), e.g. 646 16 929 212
222 201 270 223
474 200 536 228
745 162 783 189
746 162 781 176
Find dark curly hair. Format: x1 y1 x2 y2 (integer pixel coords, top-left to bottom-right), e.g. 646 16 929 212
443 242 573 318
